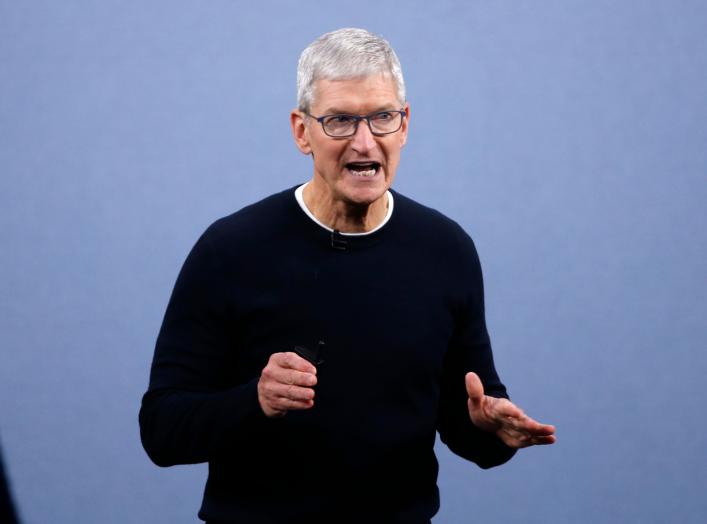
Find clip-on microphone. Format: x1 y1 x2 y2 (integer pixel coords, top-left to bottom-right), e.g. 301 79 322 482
331 230 348 251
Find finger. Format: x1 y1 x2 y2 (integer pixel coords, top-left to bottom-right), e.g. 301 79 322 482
526 423 556 437
502 414 555 437
272 397 314 412
275 352 317 374
464 372 484 409
497 427 531 449
529 434 556 445
272 383 316 402
261 381 315 404
269 367 318 388
513 433 557 448
498 427 546 449
500 420 557 447
259 383 316 416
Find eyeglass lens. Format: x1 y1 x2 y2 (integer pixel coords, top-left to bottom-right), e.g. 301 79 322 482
322 112 402 137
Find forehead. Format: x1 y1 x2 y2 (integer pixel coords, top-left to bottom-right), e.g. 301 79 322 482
311 74 400 114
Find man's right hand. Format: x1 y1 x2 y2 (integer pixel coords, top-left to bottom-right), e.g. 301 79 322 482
257 352 318 417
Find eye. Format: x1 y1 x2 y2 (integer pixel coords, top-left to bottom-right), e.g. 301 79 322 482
326 115 355 124
372 111 394 121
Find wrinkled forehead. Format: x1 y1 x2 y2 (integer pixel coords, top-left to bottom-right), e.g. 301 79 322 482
310 73 403 113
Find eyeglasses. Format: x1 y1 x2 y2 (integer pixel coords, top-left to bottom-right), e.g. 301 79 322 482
306 109 406 138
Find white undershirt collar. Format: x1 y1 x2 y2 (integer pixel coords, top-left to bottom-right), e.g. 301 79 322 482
294 182 394 236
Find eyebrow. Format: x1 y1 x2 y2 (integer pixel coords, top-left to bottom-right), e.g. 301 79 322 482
321 105 400 115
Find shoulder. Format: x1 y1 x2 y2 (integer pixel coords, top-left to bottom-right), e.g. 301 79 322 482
199 186 299 249
391 190 478 256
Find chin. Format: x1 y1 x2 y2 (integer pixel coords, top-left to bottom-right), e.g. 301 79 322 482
340 184 389 208
341 172 392 203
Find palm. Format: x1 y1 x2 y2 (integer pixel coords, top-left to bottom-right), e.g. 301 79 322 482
465 372 556 449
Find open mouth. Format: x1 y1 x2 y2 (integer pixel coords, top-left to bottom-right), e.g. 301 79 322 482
345 161 381 178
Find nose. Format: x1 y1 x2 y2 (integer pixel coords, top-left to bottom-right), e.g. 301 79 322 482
350 119 377 154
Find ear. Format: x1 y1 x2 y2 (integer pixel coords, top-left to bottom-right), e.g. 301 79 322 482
399 102 410 148
290 109 312 155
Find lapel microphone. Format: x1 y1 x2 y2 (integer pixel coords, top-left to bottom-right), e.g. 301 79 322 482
331 229 348 251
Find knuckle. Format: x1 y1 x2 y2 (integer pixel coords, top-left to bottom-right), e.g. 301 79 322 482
272 352 290 368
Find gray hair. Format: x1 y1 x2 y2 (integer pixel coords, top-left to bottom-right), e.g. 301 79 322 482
296 28 406 113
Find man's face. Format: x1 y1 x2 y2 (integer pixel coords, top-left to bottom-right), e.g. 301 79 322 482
291 74 409 208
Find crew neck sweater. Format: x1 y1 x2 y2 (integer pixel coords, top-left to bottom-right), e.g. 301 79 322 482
140 186 515 524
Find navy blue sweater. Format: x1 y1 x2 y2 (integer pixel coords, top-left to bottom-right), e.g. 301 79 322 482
139 187 515 523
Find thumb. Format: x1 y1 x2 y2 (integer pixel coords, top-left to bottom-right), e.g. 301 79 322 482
465 372 485 409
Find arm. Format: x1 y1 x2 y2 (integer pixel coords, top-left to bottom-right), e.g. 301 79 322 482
139 230 319 467
437 321 518 469
437 228 518 468
139 231 264 467
437 228 555 466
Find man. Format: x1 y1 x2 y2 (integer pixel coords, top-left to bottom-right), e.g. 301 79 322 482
140 28 555 524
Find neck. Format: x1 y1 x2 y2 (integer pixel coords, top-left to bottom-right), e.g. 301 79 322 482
302 181 388 233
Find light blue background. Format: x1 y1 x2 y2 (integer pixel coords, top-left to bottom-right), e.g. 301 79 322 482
1 1 706 523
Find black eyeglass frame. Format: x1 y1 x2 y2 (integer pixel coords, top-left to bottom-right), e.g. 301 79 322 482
305 109 407 138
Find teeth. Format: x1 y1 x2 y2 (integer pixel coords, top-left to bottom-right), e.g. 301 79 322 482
351 169 377 177
347 164 378 177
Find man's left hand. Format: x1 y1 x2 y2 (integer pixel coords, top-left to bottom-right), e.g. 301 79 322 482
465 372 556 449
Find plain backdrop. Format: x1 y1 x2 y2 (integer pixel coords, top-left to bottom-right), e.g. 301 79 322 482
1 1 706 523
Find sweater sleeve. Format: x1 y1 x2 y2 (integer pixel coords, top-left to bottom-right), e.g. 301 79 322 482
436 228 517 469
139 229 267 467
